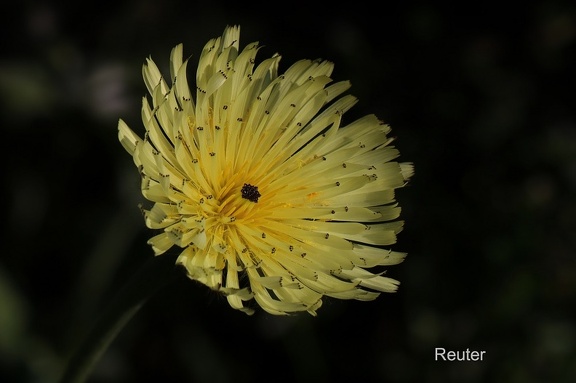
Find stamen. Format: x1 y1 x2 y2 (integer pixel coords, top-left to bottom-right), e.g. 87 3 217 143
241 183 261 203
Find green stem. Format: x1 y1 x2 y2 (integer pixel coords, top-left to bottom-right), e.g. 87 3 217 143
58 253 179 383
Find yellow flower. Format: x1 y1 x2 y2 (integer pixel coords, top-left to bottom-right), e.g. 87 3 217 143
118 25 413 315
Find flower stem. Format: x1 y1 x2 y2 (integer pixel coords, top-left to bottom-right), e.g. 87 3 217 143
58 253 179 383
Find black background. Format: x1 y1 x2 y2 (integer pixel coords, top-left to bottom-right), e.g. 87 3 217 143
1 1 575 382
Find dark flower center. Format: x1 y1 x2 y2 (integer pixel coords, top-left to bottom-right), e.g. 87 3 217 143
241 183 261 203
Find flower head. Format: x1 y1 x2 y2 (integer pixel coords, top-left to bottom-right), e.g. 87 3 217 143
118 25 413 315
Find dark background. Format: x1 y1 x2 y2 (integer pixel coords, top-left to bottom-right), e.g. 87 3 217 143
1 1 575 382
